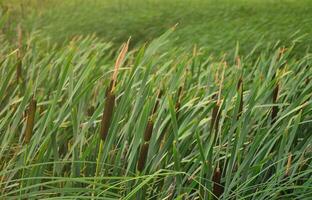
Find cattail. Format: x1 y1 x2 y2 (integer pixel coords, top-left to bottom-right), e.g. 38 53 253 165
212 166 224 200
16 24 23 84
237 77 243 119
143 119 154 142
272 77 279 124
210 94 220 134
159 87 183 150
99 39 129 141
99 81 116 141
285 153 292 177
211 62 225 134
137 142 149 172
137 90 163 172
175 86 183 113
24 97 37 144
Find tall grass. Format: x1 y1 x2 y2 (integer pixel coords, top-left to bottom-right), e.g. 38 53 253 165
0 26 311 199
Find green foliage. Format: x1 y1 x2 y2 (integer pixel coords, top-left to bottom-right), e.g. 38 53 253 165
0 0 312 199
0 28 311 199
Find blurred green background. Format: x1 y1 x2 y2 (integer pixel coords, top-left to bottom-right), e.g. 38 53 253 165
2 0 312 54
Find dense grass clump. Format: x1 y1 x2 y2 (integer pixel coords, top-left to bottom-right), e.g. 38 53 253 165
0 27 311 199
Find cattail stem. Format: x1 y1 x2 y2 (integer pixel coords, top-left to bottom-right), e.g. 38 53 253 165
24 97 37 144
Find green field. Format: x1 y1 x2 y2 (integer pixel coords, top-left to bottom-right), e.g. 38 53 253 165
0 0 312 199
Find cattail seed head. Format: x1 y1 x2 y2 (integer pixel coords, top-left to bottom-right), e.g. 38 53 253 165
16 24 23 84
286 153 292 176
212 166 224 199
143 120 154 142
99 91 115 141
211 94 221 134
272 83 279 123
24 97 37 144
17 24 23 58
137 90 163 172
98 38 130 141
137 142 149 172
237 77 243 119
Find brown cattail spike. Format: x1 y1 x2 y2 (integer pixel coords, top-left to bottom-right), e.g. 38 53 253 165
99 89 115 141
137 90 163 172
286 153 292 176
237 77 243 119
137 142 149 172
212 166 224 200
211 94 221 134
16 24 23 84
272 78 279 123
24 97 37 144
143 120 154 142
